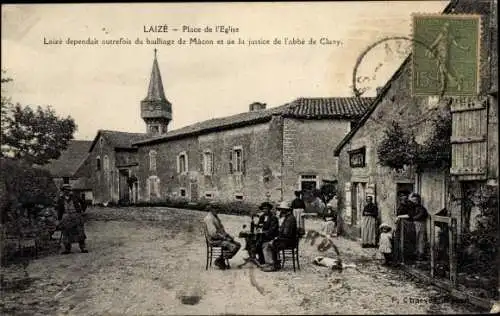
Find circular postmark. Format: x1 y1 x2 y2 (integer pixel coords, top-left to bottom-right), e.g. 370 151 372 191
352 35 454 98
351 35 452 128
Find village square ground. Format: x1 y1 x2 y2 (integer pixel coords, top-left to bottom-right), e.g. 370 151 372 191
0 207 486 315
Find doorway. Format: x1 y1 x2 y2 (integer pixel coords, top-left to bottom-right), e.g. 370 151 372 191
396 183 414 214
351 182 367 226
118 169 130 203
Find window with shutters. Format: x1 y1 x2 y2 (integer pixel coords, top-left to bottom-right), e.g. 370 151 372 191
177 152 188 174
229 146 244 174
450 96 488 180
203 150 214 176
149 150 157 171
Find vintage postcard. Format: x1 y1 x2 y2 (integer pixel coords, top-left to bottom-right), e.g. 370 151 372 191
1 1 498 315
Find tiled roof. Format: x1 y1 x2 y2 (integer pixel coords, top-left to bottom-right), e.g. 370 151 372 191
44 140 92 178
134 97 373 145
102 130 149 148
88 130 149 152
284 97 374 119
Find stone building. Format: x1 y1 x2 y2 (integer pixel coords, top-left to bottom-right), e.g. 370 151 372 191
74 50 373 206
334 0 498 244
133 96 374 206
74 130 149 205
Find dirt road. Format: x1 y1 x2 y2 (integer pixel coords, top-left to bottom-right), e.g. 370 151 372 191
0 207 483 315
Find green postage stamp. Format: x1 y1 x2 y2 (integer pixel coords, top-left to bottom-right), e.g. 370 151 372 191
412 14 481 96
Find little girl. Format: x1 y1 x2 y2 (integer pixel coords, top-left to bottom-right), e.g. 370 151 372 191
378 223 393 266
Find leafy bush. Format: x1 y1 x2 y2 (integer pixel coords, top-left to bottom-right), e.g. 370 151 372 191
1 157 57 223
377 114 452 171
416 113 452 169
377 121 418 170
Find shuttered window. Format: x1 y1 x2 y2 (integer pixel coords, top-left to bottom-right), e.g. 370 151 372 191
450 96 488 180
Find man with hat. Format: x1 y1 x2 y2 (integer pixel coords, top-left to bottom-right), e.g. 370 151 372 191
58 184 88 254
255 201 279 265
262 201 297 272
203 203 241 270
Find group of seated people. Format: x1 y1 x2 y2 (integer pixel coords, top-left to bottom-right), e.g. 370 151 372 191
203 196 304 272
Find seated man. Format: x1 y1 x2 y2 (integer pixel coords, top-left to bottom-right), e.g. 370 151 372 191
203 204 241 270
256 202 279 264
262 201 297 272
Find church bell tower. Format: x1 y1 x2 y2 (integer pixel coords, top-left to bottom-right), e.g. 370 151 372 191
141 49 172 136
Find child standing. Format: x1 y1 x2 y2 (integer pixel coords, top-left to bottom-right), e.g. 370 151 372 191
379 223 393 266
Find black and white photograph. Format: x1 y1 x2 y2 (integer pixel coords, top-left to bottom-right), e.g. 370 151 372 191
1 1 498 314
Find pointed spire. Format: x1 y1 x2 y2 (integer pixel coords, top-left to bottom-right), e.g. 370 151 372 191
144 48 167 101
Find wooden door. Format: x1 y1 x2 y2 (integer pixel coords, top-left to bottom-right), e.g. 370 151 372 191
450 96 489 180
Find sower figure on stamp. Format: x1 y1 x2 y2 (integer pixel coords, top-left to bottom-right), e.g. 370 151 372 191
203 204 241 270
425 22 470 92
58 185 88 254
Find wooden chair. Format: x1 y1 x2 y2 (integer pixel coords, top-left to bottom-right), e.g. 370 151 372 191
202 224 230 270
280 235 301 272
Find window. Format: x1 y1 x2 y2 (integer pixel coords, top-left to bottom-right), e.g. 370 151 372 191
150 125 159 135
229 146 244 174
177 152 188 173
96 156 101 171
103 155 109 171
235 194 244 200
100 137 104 148
149 150 157 171
147 176 160 199
205 192 213 199
180 188 186 197
203 150 214 175
300 174 318 192
63 177 70 185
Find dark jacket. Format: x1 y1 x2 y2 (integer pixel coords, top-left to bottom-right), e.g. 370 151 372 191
258 212 279 241
397 201 414 217
57 196 83 221
412 204 428 222
291 198 306 209
362 203 378 217
279 213 297 240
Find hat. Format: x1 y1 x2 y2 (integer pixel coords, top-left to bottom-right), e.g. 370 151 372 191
61 184 72 191
379 223 391 230
276 201 291 210
294 190 302 195
259 202 273 210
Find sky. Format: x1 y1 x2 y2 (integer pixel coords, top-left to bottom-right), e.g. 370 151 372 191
1 1 449 140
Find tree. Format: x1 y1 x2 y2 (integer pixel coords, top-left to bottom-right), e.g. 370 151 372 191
1 72 77 165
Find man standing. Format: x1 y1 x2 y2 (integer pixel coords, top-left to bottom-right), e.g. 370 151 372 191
203 204 241 270
256 202 279 264
291 190 306 237
58 185 88 254
262 201 297 272
410 193 428 261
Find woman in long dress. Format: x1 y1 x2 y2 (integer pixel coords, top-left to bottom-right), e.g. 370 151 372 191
361 196 378 248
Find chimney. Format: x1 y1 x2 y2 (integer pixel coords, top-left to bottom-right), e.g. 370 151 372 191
249 102 267 112
376 86 383 96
